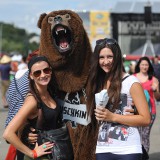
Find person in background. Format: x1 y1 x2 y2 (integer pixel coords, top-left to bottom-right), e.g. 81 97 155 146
129 61 136 75
0 55 11 108
152 55 160 101
134 56 159 153
10 60 18 81
18 55 27 70
152 55 160 83
86 38 150 160
3 55 61 159
15 55 28 79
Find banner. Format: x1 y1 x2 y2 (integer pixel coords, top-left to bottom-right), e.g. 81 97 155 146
90 11 111 47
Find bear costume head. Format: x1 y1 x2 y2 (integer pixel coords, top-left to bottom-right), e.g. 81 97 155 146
37 10 92 93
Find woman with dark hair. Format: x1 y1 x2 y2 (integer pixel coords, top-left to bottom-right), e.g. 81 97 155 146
134 56 159 153
86 38 150 160
3 55 62 159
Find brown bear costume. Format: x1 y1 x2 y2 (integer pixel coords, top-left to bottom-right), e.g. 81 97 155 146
37 10 98 160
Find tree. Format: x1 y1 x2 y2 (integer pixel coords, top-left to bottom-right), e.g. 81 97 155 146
0 22 39 55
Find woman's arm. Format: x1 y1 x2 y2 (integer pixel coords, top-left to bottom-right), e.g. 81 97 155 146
3 95 53 158
152 76 159 92
95 82 151 127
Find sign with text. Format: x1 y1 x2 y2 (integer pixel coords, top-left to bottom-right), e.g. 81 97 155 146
119 21 160 35
58 99 91 126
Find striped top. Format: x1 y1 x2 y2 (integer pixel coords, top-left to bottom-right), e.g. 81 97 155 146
5 71 29 127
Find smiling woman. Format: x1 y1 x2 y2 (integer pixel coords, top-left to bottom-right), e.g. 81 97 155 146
3 55 73 159
134 56 159 154
86 38 151 160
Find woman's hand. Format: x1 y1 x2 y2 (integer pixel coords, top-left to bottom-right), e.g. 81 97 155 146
94 106 113 122
152 77 159 92
123 106 135 115
34 142 54 158
28 127 38 144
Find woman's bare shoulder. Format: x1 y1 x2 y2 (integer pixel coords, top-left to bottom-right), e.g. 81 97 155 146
24 93 37 105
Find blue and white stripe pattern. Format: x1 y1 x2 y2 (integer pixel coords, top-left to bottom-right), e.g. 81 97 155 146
5 71 29 127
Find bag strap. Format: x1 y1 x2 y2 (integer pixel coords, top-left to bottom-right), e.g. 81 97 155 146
82 88 87 102
13 77 24 101
122 75 130 82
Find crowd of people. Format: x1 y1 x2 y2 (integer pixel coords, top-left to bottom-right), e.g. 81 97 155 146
0 55 11 108
0 54 27 108
1 38 160 160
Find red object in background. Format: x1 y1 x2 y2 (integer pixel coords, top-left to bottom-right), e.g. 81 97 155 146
27 49 39 62
5 144 16 160
125 55 153 61
0 52 7 58
10 61 18 72
125 55 160 61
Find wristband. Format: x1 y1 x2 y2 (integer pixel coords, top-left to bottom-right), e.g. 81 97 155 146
32 150 37 159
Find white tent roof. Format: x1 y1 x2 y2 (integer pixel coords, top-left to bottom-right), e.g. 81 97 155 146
112 1 160 14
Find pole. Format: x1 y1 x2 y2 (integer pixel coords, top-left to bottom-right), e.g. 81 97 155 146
0 23 2 54
142 24 155 57
142 1 155 57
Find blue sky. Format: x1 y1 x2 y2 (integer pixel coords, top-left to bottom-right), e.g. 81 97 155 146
0 0 148 34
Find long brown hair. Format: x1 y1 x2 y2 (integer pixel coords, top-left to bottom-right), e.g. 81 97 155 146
135 56 155 80
87 38 124 131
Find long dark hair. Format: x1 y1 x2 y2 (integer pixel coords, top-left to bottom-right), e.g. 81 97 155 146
28 55 58 103
135 56 155 80
86 38 124 131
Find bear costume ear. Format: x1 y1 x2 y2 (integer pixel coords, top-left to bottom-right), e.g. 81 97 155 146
37 13 47 29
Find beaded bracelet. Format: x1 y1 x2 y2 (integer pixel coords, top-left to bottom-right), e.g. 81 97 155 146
32 150 38 159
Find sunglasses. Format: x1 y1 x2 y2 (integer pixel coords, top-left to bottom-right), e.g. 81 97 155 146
32 67 52 77
96 38 117 46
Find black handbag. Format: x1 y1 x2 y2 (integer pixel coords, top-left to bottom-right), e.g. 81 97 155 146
36 103 74 160
38 124 74 160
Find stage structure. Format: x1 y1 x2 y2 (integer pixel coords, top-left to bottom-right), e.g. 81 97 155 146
142 1 155 57
111 1 160 56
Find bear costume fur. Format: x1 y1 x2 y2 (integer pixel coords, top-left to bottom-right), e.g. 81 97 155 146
37 10 97 160
38 10 91 93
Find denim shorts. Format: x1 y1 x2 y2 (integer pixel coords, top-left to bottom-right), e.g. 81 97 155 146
96 152 142 160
